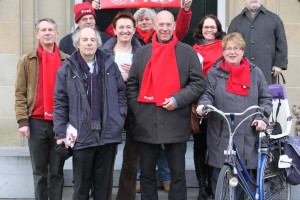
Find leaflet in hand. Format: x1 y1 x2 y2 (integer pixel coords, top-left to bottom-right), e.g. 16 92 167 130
66 123 77 148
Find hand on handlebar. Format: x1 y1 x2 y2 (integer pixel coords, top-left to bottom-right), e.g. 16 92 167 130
196 105 204 116
251 119 267 132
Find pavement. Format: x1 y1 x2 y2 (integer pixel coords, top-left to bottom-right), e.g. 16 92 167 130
2 141 300 200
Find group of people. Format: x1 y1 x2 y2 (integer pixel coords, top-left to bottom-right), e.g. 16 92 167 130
14 0 287 200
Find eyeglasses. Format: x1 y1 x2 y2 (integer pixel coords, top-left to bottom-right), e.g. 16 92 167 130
80 17 95 22
224 48 242 54
203 26 217 30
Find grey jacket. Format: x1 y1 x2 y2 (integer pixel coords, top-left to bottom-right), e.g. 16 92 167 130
228 5 288 85
53 50 127 150
198 58 272 169
127 41 206 144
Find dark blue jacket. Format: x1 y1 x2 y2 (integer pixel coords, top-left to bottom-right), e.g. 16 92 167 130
53 50 127 150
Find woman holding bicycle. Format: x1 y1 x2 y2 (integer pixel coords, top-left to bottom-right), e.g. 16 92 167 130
196 32 272 198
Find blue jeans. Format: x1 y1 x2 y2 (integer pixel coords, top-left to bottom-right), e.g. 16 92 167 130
137 145 170 184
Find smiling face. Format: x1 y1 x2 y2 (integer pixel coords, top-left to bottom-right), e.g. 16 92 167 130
154 11 175 43
35 20 58 47
77 28 98 61
202 18 217 44
137 12 155 33
114 18 136 43
223 40 244 66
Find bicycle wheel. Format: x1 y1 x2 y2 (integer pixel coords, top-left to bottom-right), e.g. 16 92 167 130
263 148 291 200
215 165 235 200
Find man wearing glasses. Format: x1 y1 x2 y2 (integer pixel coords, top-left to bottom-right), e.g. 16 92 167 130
59 2 111 55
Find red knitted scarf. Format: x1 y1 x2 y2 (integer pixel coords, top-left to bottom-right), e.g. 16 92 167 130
193 40 223 78
220 58 251 95
36 43 62 120
136 27 155 44
138 33 181 106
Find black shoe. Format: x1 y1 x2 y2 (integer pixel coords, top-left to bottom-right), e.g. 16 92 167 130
197 185 207 200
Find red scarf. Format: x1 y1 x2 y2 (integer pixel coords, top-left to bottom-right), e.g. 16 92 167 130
136 27 155 44
36 43 62 120
220 58 251 96
193 40 223 78
138 33 181 106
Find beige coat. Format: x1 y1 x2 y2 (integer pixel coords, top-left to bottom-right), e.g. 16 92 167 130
15 49 69 127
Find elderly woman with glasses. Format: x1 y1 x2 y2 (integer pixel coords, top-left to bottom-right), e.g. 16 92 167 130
196 32 272 197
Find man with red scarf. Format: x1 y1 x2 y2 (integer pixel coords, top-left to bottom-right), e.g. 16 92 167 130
15 18 68 200
134 0 192 46
127 10 206 200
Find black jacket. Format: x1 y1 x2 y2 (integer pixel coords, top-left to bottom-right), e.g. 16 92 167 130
53 50 127 150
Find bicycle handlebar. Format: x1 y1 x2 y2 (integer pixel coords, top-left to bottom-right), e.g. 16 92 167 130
199 105 266 136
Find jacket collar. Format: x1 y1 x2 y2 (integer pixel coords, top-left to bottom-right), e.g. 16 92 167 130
27 46 69 60
241 4 266 16
214 57 256 75
69 49 113 73
101 36 142 55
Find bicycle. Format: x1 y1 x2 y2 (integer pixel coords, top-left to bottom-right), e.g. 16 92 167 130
199 105 291 200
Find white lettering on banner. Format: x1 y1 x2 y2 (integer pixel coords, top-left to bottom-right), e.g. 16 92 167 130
111 0 127 5
44 112 53 117
144 96 154 100
81 9 91 13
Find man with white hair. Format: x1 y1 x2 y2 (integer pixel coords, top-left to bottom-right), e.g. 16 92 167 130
228 0 288 85
53 27 126 199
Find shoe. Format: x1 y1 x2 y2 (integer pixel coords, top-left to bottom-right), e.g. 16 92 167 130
162 182 170 192
136 182 141 193
197 185 208 200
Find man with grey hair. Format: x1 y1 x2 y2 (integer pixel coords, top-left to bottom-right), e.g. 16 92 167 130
133 0 193 45
15 18 68 200
228 0 288 85
53 27 127 199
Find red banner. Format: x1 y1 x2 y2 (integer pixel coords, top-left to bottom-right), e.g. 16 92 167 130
100 0 182 9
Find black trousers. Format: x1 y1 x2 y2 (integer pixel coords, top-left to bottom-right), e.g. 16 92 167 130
138 141 187 200
73 143 117 200
28 118 65 200
116 111 139 200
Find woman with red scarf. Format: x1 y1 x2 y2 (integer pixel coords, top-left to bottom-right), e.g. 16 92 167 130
196 32 272 198
192 14 225 200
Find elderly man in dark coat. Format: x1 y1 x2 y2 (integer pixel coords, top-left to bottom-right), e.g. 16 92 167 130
127 10 206 200
228 0 288 85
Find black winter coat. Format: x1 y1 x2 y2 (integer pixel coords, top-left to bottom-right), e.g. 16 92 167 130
53 50 127 150
127 42 206 144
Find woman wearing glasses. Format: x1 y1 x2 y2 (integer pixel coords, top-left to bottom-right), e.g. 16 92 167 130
196 32 272 198
192 14 225 200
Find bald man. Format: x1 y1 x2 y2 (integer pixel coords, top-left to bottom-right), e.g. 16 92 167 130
127 11 206 200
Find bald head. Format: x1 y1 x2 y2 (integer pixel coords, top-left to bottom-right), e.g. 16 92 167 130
154 11 176 43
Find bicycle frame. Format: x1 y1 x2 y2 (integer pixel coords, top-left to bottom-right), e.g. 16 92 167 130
202 105 285 200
